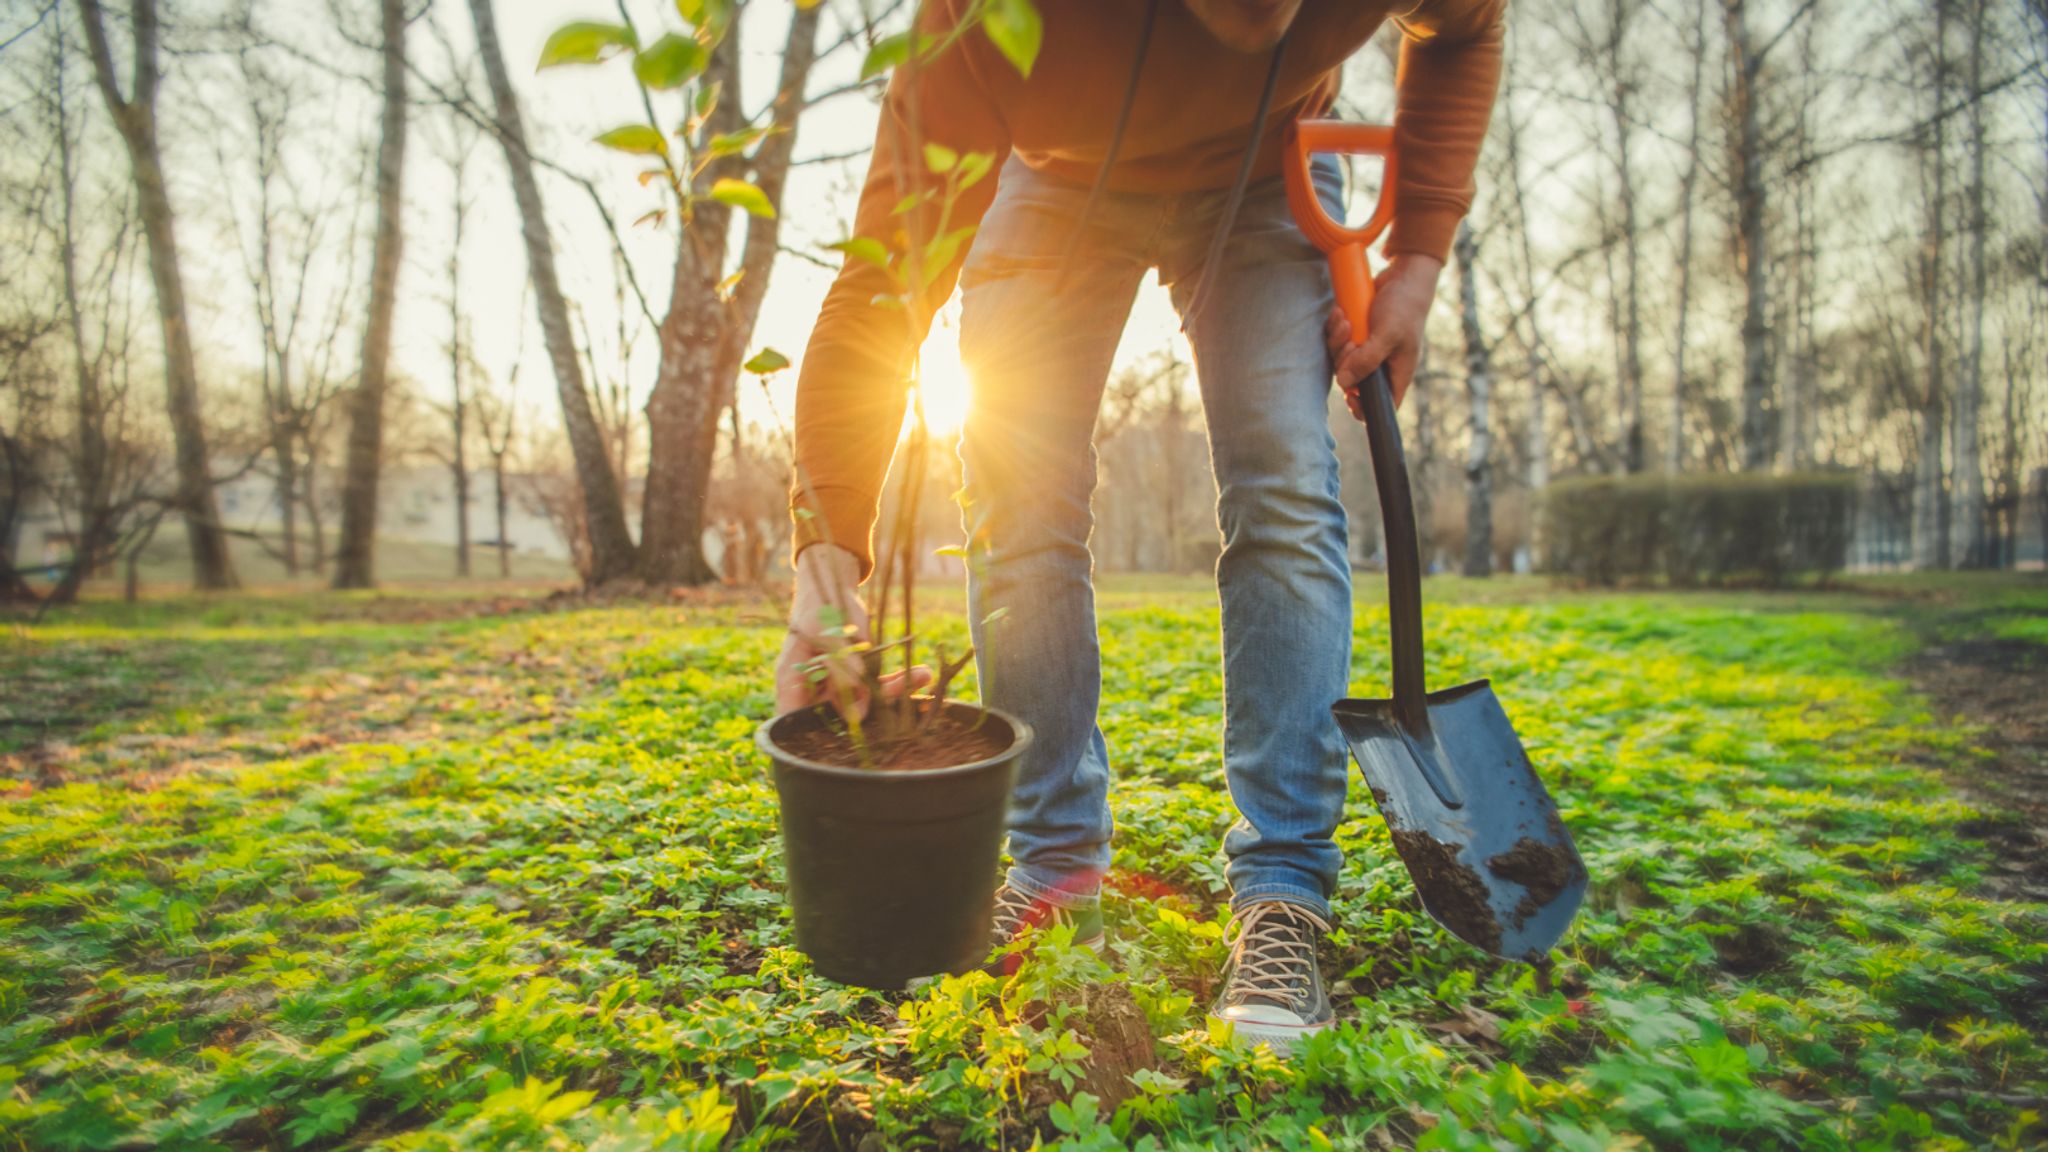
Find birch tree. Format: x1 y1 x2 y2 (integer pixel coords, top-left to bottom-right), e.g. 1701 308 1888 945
1913 0 1953 570
1454 220 1495 576
1668 0 1709 472
1951 0 1990 566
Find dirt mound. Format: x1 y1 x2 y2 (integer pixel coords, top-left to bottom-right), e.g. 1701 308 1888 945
1069 983 1159 1110
1907 634 2048 903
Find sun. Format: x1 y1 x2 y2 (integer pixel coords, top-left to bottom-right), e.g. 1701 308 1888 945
914 324 974 435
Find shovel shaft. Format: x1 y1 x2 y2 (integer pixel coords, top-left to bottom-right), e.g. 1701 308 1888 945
1283 120 1430 735
1355 364 1430 734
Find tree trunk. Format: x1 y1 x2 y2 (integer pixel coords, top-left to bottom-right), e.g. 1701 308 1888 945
1780 19 1819 473
452 348 471 577
304 433 327 574
53 55 115 608
1724 0 1773 471
332 0 409 589
1162 382 1188 570
274 428 299 574
1454 221 1493 578
467 0 637 583
1951 0 1988 567
639 223 734 586
493 454 511 577
1498 54 1549 562
1604 0 1643 473
1669 0 1707 473
1995 334 2022 566
0 429 35 603
1914 0 1953 570
640 3 823 585
448 150 472 579
75 0 237 591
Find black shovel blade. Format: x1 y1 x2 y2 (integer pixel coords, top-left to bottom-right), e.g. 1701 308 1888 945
1334 681 1587 962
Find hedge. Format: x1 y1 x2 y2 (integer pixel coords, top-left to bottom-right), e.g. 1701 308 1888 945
1541 472 1857 586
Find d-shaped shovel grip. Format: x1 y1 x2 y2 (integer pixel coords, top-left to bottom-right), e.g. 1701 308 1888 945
1283 120 1429 737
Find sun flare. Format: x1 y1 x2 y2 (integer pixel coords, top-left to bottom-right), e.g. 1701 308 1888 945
914 325 974 435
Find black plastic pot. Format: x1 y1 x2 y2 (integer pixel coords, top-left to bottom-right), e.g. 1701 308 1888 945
757 701 1029 989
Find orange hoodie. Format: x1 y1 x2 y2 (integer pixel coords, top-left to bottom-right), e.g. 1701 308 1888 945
793 0 1507 578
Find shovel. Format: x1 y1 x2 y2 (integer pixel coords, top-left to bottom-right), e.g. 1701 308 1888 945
1284 120 1587 962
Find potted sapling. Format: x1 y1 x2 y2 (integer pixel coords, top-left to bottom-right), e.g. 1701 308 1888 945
754 138 1031 989
535 0 1044 988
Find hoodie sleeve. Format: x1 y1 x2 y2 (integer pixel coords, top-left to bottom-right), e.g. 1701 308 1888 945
789 0 1012 581
1387 0 1507 262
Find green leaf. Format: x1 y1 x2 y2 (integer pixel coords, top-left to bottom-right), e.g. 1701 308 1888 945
164 899 198 938
744 348 791 375
934 545 968 559
694 0 735 42
632 34 708 89
923 142 958 174
710 178 775 218
827 237 891 269
707 126 772 159
983 0 1042 77
694 80 722 120
917 224 978 288
891 188 937 216
675 0 703 21
861 31 912 79
956 150 995 190
537 22 636 69
593 124 669 156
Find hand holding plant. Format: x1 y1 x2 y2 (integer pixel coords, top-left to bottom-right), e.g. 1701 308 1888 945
774 541 932 719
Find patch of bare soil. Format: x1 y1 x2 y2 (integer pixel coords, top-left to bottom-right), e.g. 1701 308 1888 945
1906 634 2048 903
1018 983 1161 1116
1067 983 1159 1111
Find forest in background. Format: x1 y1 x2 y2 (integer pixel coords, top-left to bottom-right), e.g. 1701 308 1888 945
1 0 2044 601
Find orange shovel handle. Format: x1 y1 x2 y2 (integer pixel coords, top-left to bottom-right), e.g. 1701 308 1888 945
1282 120 1397 342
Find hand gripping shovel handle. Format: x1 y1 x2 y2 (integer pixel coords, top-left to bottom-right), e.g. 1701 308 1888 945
1282 121 1429 737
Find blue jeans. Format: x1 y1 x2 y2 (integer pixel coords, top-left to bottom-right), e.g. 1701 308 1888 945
959 155 1353 921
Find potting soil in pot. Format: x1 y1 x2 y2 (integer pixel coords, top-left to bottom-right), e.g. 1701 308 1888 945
776 706 1010 771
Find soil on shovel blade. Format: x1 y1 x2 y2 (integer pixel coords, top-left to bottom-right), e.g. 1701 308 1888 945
1485 836 1583 926
777 705 1010 772
1390 828 1502 955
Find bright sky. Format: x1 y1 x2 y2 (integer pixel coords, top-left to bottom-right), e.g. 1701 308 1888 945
16 0 1977 473
165 1 1395 449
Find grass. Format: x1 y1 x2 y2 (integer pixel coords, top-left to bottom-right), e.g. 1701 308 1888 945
1 574 2044 1150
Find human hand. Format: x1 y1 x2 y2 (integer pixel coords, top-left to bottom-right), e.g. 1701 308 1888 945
774 543 930 717
1326 253 1444 420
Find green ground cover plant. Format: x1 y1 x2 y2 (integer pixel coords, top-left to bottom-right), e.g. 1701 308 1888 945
1 577 2043 1149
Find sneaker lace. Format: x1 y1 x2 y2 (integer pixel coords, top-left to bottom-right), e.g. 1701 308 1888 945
991 885 1047 944
1224 902 1331 1008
